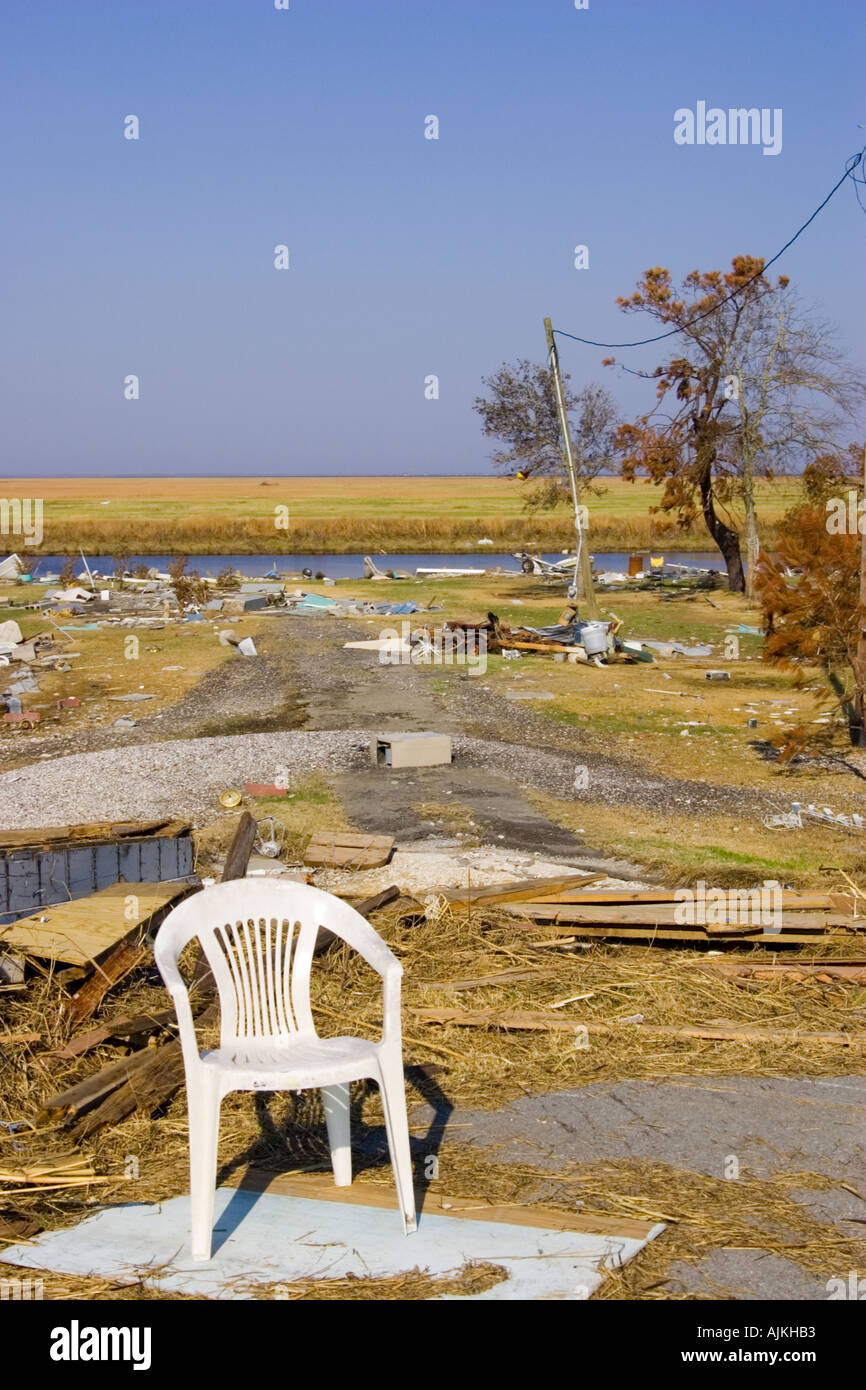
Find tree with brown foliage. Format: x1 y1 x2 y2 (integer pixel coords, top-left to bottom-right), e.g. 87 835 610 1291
756 498 866 747
606 258 858 592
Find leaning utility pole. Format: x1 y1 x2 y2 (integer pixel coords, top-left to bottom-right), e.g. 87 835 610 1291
544 317 598 618
856 440 866 746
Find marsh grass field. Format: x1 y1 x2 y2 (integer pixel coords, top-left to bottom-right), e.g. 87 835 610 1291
5 474 801 555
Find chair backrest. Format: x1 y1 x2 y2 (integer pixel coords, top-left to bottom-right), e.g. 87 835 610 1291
154 879 399 1047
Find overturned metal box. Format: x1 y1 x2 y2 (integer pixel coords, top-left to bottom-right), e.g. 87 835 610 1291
370 732 452 769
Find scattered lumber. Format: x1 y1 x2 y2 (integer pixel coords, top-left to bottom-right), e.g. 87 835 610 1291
0 819 186 851
442 872 605 911
510 903 856 929
64 936 147 1029
694 959 866 982
437 881 865 948
39 1048 160 1122
69 1001 220 1141
504 898 866 947
0 880 192 967
420 967 554 991
303 830 394 869
220 811 258 883
350 885 402 915
413 1005 866 1047
50 1009 176 1060
525 889 839 909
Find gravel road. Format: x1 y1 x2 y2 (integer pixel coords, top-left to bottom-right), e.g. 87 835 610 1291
0 611 789 830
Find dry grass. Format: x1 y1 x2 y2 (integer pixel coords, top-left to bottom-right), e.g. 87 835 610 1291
3 474 799 555
0 613 260 750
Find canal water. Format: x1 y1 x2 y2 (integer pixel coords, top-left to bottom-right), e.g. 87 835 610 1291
27 551 725 580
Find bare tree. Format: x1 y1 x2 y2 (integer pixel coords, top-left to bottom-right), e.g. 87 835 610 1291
473 360 617 512
720 289 861 593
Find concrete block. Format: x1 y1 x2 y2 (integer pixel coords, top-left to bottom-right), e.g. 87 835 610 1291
370 731 452 768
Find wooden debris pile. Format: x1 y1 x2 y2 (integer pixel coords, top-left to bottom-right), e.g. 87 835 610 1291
434 876 866 948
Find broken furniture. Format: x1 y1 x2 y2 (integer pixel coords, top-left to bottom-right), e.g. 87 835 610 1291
153 879 416 1261
370 732 452 768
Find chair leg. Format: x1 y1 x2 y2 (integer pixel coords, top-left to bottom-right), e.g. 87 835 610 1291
188 1074 221 1261
322 1084 352 1186
378 1054 417 1234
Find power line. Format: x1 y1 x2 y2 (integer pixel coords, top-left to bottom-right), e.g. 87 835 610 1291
553 145 864 352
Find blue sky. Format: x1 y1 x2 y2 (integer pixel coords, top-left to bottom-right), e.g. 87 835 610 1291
1 0 862 477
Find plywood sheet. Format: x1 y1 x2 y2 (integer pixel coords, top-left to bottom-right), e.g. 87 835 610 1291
0 881 189 965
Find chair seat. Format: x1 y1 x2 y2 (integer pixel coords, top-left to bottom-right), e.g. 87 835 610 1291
200 1035 382 1089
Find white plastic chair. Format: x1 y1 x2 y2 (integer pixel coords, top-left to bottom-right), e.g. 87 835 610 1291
154 879 416 1261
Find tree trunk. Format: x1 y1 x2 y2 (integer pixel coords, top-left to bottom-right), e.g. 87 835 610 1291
741 447 759 598
697 450 745 592
847 692 864 748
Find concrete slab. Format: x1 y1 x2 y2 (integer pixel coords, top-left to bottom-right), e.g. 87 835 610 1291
664 1251 832 1301
409 1076 866 1185
1 1186 663 1301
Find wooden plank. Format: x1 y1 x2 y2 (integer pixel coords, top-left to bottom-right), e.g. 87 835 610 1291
0 881 190 965
231 1168 657 1242
40 1047 159 1120
520 922 860 947
221 812 258 883
530 889 839 909
304 830 394 869
443 872 605 910
70 1001 219 1140
509 903 856 928
413 1005 866 1046
351 885 402 915
0 819 187 851
421 967 554 991
63 936 146 1029
507 902 860 934
50 1009 175 1060
694 960 866 982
